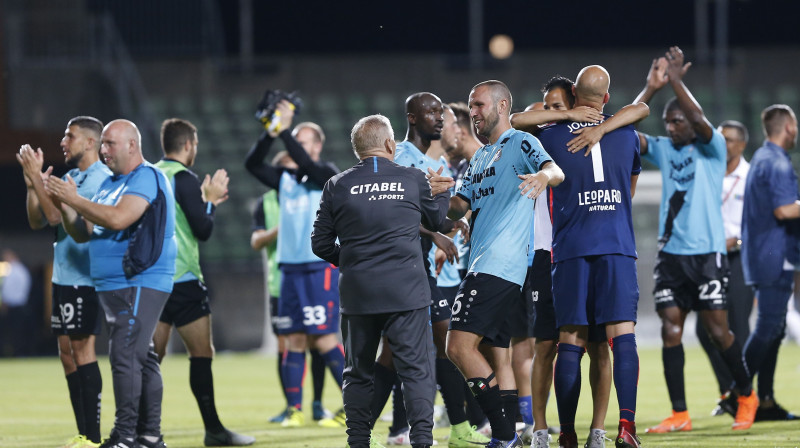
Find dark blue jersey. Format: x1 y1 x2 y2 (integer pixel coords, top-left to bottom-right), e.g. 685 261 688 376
537 116 640 263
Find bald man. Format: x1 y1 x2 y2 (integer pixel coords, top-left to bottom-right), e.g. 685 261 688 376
47 119 177 448
535 66 641 448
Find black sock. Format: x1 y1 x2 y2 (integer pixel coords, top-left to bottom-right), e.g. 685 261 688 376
369 363 397 428
66 371 86 436
463 382 487 427
436 358 468 426
757 335 782 400
499 389 519 428
277 352 288 404
310 349 326 402
389 378 409 435
720 338 753 397
190 357 224 432
469 377 514 441
77 362 102 443
662 345 687 412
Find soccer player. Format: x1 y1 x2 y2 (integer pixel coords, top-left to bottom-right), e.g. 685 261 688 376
245 100 345 427
152 118 255 446
18 116 111 448
430 80 564 448
46 119 176 448
312 113 452 448
742 105 800 422
511 76 650 448
633 46 759 433
534 65 642 448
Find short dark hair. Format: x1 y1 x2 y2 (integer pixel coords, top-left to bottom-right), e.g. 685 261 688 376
449 102 477 139
68 116 103 137
161 118 197 154
663 97 683 116
542 76 575 108
719 120 749 143
761 104 796 138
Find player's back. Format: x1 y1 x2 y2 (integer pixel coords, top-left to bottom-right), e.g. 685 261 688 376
537 118 640 262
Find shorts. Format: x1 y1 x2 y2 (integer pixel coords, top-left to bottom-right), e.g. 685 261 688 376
509 266 535 339
552 254 639 327
653 251 728 312
159 280 211 327
51 284 102 335
430 276 451 323
277 263 340 335
449 272 521 348
269 295 282 335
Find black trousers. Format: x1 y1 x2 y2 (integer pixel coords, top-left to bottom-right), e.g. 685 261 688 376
342 307 436 447
696 251 754 394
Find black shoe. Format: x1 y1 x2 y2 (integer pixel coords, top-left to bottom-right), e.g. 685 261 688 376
712 392 738 417
755 403 799 421
99 433 137 448
136 435 167 448
204 428 256 446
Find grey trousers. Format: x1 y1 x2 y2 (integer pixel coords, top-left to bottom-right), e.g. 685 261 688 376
342 307 436 447
98 286 169 439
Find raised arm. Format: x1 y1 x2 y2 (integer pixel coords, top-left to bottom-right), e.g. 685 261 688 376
278 131 339 187
244 131 284 189
664 46 713 144
175 170 223 242
566 103 651 155
17 146 62 227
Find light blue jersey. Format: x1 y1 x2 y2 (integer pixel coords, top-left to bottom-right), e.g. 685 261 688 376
53 161 112 286
395 142 461 286
643 130 726 255
278 170 324 264
90 162 177 293
456 128 552 286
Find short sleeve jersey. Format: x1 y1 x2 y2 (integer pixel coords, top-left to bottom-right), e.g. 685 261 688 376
395 141 461 286
277 171 324 265
89 162 177 293
456 127 552 286
53 160 112 286
643 130 727 255
742 142 799 285
538 118 640 263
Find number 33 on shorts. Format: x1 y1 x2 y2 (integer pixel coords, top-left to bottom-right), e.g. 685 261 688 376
302 305 327 326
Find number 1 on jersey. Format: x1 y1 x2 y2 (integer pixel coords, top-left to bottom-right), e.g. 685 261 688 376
590 142 604 182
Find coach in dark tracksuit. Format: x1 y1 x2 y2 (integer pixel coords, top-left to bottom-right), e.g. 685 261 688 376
312 114 452 448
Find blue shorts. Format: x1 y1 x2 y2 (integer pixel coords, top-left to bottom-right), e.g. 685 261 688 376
552 254 639 328
277 262 340 335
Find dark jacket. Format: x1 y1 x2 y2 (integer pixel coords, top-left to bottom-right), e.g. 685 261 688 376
311 156 450 314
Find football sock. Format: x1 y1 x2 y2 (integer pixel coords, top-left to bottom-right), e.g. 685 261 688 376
369 362 397 428
662 344 687 412
499 389 519 428
464 382 487 426
720 338 753 396
612 334 638 422
554 343 583 431
518 395 533 425
389 378 409 434
436 357 468 426
190 357 224 432
66 370 86 436
310 349 326 401
77 361 103 443
321 345 345 388
282 350 306 409
277 352 288 404
469 374 515 441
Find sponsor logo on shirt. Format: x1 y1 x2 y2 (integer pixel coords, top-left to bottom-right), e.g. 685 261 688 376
578 188 623 211
350 182 405 194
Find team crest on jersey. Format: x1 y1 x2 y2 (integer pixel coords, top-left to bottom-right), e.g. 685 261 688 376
492 149 502 162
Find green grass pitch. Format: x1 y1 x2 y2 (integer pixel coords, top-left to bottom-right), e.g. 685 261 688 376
1 344 799 447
